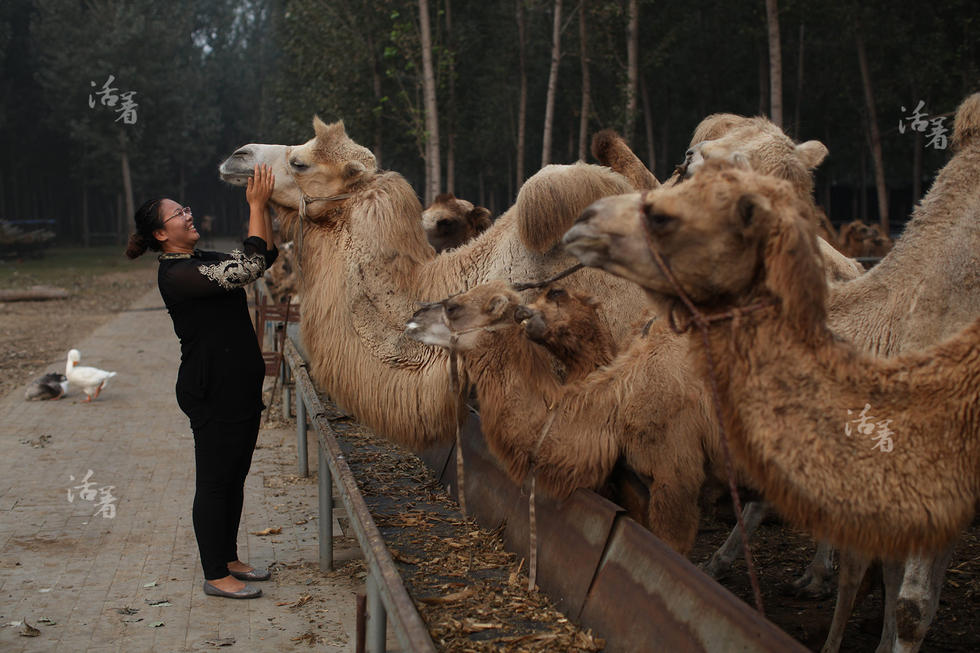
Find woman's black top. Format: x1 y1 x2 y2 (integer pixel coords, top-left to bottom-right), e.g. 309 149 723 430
157 236 278 428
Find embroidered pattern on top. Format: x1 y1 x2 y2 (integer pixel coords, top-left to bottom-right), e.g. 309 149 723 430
198 249 265 290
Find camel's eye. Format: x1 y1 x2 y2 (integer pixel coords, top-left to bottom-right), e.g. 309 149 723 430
445 302 461 316
545 288 566 301
646 211 675 231
290 159 309 171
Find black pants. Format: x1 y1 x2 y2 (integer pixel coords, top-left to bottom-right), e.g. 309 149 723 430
191 414 260 580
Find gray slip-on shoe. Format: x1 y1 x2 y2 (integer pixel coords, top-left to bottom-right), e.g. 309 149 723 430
203 580 262 599
230 567 271 581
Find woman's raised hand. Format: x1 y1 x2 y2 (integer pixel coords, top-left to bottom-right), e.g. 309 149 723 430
246 164 275 208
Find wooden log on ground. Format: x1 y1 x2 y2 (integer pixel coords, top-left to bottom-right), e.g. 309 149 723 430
0 286 70 302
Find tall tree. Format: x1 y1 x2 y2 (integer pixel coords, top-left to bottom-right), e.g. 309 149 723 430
765 0 783 127
576 0 590 161
855 31 888 232
419 0 441 204
623 0 639 146
515 0 528 185
541 0 562 168
444 0 456 194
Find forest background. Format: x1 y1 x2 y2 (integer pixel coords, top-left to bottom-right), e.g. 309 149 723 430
0 0 976 244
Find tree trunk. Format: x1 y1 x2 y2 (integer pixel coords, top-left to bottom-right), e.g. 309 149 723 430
445 0 456 194
419 0 441 205
541 0 563 168
641 76 655 174
913 130 923 204
82 185 90 247
855 32 888 232
577 0 590 161
119 130 134 245
623 0 639 146
765 0 783 127
516 0 528 187
758 43 769 117
794 23 804 138
369 34 384 166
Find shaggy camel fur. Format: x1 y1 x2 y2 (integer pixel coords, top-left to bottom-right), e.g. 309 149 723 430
421 193 492 253
219 118 642 450
406 281 727 554
514 285 617 382
263 240 300 303
564 159 980 559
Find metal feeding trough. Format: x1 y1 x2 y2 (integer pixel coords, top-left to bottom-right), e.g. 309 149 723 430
420 411 807 653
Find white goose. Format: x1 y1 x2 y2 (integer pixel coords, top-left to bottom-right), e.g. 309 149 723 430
66 349 116 403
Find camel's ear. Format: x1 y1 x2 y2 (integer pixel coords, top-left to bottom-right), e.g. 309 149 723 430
433 192 455 203
734 192 770 228
762 202 827 339
468 206 492 231
343 161 367 180
484 293 512 319
313 116 345 141
795 140 829 170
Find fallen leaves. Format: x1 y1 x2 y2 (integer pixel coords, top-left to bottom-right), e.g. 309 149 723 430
417 587 474 605
203 637 236 647
251 526 282 536
19 619 40 637
144 598 171 607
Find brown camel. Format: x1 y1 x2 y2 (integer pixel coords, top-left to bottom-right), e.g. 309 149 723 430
514 285 618 382
263 240 300 303
407 281 727 555
564 158 980 560
422 192 492 253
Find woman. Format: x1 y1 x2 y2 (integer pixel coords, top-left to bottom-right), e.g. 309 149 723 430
126 165 278 599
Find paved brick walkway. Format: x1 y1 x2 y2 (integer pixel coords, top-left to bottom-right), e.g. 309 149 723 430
0 287 361 652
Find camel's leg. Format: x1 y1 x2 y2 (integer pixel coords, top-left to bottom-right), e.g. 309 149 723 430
701 501 768 579
879 545 956 653
820 548 872 653
788 541 836 598
647 480 702 556
876 559 904 653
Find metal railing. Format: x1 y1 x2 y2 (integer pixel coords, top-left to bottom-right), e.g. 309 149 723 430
283 338 436 653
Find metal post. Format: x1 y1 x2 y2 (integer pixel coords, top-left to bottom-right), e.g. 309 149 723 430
367 573 387 653
318 440 334 571
296 386 308 477
281 359 292 419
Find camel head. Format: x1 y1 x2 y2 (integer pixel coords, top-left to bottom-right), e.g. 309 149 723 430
421 193 493 253
564 159 828 334
514 285 602 347
219 117 377 223
677 114 828 200
405 281 521 350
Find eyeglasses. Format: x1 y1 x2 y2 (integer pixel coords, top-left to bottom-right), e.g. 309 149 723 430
164 206 193 224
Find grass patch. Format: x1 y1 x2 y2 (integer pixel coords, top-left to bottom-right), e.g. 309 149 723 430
0 245 155 289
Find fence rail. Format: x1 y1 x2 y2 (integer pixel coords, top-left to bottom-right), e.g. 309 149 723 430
283 337 436 653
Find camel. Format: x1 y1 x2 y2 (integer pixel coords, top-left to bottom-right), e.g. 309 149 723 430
565 156 980 557
591 120 863 284
219 117 645 450
422 193 493 253
406 281 723 554
839 220 875 257
514 285 618 382
263 240 300 303
564 140 980 650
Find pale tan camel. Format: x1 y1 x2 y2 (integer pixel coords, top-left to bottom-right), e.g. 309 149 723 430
422 193 492 253
219 118 643 450
564 158 980 559
263 240 300 303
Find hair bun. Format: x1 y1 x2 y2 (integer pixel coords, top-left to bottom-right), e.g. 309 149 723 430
125 232 148 259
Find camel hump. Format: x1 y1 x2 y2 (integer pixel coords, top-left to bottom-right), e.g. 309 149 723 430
516 163 635 253
953 93 980 150
590 129 659 191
